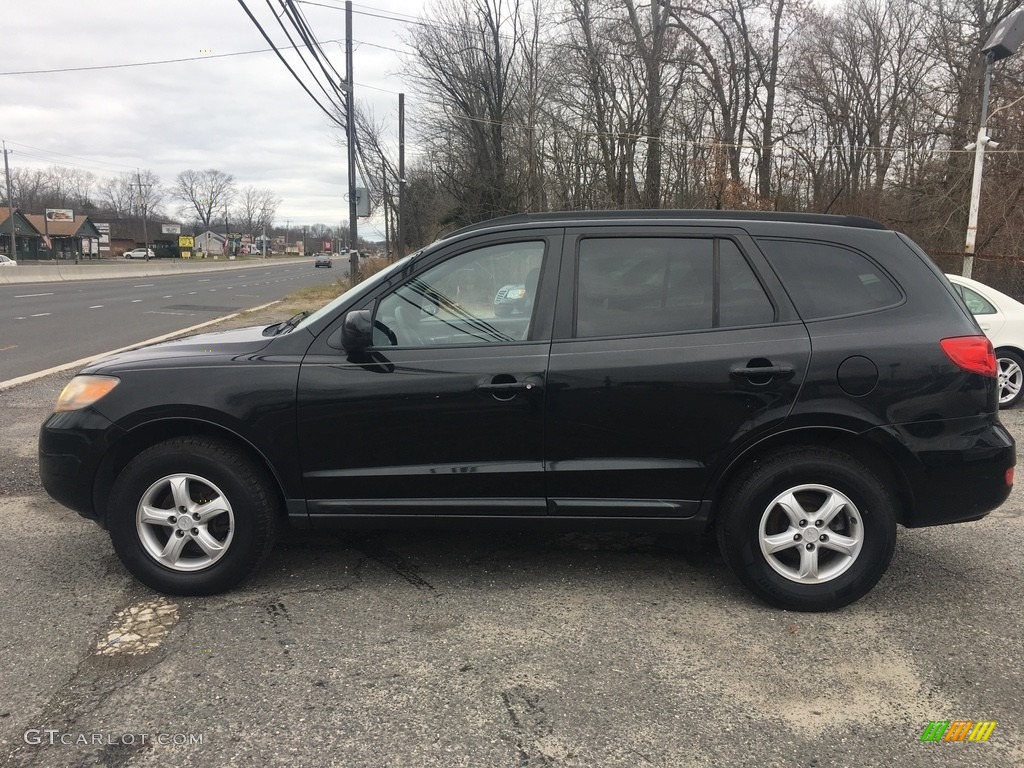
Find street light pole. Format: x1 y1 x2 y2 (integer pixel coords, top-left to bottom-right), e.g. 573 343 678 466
962 52 995 280
962 8 1024 278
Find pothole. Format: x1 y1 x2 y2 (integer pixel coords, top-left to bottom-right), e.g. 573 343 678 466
95 598 179 656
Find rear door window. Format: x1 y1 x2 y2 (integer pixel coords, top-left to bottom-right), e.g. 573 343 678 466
574 237 774 338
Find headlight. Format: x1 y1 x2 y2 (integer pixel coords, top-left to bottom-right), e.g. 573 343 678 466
505 288 526 300
54 375 120 412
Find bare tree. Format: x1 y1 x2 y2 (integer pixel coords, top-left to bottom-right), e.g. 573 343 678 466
233 186 281 237
173 169 236 228
408 0 533 225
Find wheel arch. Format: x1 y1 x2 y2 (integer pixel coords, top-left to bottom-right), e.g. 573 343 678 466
93 418 288 528
705 426 915 527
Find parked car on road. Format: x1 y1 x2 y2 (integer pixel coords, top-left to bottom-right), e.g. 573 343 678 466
0 254 16 267
123 248 155 259
947 273 1024 408
314 253 333 268
39 211 1015 611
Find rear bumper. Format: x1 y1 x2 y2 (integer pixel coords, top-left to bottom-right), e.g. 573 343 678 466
876 417 1015 527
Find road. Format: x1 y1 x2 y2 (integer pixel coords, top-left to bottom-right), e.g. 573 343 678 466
0 261 342 383
0 362 1021 766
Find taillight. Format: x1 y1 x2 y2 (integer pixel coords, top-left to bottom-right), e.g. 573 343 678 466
941 336 997 377
1006 466 1014 487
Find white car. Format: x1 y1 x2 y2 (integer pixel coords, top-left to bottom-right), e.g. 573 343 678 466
947 273 1024 408
124 248 155 259
0 254 16 267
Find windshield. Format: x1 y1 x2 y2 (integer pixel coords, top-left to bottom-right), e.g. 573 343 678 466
292 252 418 332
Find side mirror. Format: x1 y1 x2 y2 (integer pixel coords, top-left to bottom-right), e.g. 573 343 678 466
341 309 373 352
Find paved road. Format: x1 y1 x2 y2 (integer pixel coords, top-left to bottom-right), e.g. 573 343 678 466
0 366 1021 766
0 261 342 383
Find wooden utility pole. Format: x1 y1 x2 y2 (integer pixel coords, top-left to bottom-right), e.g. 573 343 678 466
398 92 405 260
345 0 358 283
2 142 15 258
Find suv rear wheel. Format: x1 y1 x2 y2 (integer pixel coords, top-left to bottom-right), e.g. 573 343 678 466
717 448 897 611
108 437 279 596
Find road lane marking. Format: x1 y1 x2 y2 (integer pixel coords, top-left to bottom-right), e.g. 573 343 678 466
89 305 104 309
133 284 154 287
131 299 143 303
0 299 282 391
30 313 51 317
14 292 54 298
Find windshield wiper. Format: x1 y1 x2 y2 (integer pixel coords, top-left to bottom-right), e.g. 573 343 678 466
269 310 310 336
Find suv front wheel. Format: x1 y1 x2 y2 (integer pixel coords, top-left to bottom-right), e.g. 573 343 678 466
108 437 279 596
717 448 897 612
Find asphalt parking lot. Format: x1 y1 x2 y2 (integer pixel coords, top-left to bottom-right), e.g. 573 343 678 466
2 364 1022 767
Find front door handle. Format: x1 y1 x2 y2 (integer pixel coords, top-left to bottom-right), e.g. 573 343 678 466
478 381 536 393
477 374 543 400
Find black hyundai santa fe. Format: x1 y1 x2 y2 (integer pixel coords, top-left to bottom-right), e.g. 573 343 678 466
39 211 1015 611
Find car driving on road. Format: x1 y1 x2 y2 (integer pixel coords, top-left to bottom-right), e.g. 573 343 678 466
39 210 1015 611
123 248 155 259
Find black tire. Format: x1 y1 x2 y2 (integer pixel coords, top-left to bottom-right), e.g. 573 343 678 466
107 437 279 596
996 349 1024 409
716 447 897 612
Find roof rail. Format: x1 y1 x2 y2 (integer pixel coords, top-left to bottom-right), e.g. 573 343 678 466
442 209 888 239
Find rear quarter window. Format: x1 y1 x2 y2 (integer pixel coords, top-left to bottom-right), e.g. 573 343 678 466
756 238 902 320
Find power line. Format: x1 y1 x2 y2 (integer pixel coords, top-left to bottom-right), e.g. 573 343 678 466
0 48 272 76
236 0 346 129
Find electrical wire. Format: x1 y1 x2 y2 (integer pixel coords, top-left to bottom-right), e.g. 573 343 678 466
236 0 346 130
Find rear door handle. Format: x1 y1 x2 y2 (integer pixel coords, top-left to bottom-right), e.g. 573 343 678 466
730 363 795 383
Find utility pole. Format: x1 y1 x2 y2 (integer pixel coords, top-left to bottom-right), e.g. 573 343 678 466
136 169 150 261
398 92 405 260
345 0 358 284
285 219 290 256
2 142 16 259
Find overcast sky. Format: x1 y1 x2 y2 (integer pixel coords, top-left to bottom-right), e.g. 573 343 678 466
3 0 428 237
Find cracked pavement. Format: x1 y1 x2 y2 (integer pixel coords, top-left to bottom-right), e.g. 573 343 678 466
1 316 1023 767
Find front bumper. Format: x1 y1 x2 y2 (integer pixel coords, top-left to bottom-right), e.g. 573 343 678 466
38 408 122 522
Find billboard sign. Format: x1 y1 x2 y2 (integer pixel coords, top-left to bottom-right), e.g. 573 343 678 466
161 224 181 235
45 208 74 222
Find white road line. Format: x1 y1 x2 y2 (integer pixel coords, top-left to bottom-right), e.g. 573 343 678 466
198 278 211 282
188 291 196 294
30 313 51 317
133 284 154 287
131 299 143 303
163 295 172 298
0 299 282 392
14 292 54 298
89 305 104 309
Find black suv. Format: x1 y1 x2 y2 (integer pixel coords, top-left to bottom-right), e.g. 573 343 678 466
39 211 1015 610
